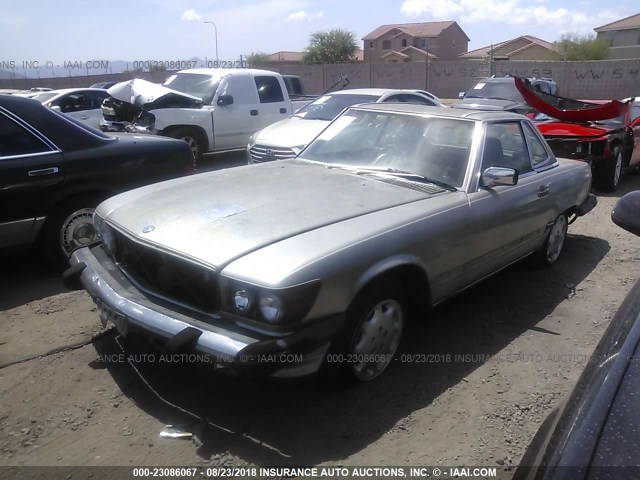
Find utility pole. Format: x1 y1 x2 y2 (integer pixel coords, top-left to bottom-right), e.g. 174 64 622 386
204 21 219 64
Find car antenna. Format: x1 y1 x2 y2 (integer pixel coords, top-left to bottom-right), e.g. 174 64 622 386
323 74 349 94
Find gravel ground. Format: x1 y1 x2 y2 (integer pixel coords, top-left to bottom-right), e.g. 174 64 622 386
1 157 639 474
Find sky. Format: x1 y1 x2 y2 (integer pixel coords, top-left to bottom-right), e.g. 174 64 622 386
0 0 638 67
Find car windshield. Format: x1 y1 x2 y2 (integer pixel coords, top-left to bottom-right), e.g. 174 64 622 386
294 94 380 121
31 92 58 103
163 73 220 103
299 109 475 188
465 81 524 102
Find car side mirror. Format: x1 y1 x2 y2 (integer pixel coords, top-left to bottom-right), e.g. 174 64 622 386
481 167 518 187
612 191 640 237
50 105 61 112
631 117 640 128
217 94 234 106
458 91 466 99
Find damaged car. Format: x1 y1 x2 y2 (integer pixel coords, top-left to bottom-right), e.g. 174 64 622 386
66 104 596 383
100 69 314 162
516 78 640 192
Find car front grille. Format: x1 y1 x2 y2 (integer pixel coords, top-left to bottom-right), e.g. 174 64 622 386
111 230 218 314
250 144 297 163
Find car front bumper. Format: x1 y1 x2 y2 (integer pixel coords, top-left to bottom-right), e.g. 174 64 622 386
66 245 341 379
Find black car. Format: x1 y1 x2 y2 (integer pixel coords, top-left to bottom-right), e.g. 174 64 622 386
514 191 640 480
0 94 194 265
453 77 558 115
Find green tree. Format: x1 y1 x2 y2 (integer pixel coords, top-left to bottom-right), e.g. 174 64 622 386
246 52 270 65
303 29 358 64
556 33 610 60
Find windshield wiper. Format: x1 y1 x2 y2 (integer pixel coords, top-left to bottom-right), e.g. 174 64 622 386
355 167 458 191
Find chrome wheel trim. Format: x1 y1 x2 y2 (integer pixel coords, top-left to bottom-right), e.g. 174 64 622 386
59 208 97 256
180 135 199 159
351 298 404 381
546 215 567 264
613 150 622 187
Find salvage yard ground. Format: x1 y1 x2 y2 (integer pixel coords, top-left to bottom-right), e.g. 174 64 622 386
1 152 640 471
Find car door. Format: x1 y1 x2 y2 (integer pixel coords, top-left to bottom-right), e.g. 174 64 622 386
0 110 64 249
211 74 263 150
629 101 640 167
53 90 106 129
253 74 291 127
464 120 555 284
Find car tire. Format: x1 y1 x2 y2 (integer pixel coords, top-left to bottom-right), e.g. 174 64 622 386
325 281 406 384
537 214 568 266
41 195 102 267
595 145 623 192
167 127 204 167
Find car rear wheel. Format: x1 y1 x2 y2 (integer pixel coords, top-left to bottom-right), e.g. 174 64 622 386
538 214 568 266
42 196 101 267
326 282 406 383
596 146 623 192
167 127 204 167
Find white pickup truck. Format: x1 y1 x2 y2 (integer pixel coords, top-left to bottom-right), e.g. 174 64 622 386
100 69 313 161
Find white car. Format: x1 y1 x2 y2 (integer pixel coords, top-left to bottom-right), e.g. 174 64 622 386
30 88 109 129
248 88 445 163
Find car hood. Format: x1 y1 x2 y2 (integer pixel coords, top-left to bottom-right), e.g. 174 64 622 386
254 117 330 148
107 79 202 108
98 160 446 269
536 121 612 138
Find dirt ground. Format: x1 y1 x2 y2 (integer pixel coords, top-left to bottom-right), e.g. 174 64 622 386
1 160 640 474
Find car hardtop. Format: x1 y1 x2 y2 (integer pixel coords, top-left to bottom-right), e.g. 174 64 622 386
324 88 429 97
45 87 108 95
350 102 527 122
175 68 287 77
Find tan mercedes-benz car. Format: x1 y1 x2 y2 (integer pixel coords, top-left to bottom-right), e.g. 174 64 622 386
65 104 596 383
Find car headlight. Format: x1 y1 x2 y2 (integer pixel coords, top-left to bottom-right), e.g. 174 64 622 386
233 289 253 312
93 213 115 253
221 278 320 325
290 144 307 156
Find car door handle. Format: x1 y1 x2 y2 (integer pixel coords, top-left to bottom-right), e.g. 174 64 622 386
537 184 551 197
250 110 258 116
280 108 287 114
28 167 60 177
80 115 89 119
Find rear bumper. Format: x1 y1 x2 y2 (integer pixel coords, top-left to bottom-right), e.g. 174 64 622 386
577 193 597 217
66 245 341 379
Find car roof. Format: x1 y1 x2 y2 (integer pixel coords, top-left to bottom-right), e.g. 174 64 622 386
328 88 419 96
351 102 525 121
177 68 281 76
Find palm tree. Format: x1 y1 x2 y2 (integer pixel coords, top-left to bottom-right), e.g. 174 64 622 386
303 29 358 64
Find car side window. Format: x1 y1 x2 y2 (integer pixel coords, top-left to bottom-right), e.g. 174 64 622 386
86 91 109 109
631 103 640 122
522 122 550 167
254 76 285 104
482 122 533 175
0 113 52 157
57 93 89 113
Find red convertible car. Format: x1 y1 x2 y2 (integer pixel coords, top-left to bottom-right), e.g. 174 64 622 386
515 78 640 192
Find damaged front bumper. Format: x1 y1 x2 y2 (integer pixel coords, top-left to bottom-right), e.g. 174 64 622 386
65 245 341 379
